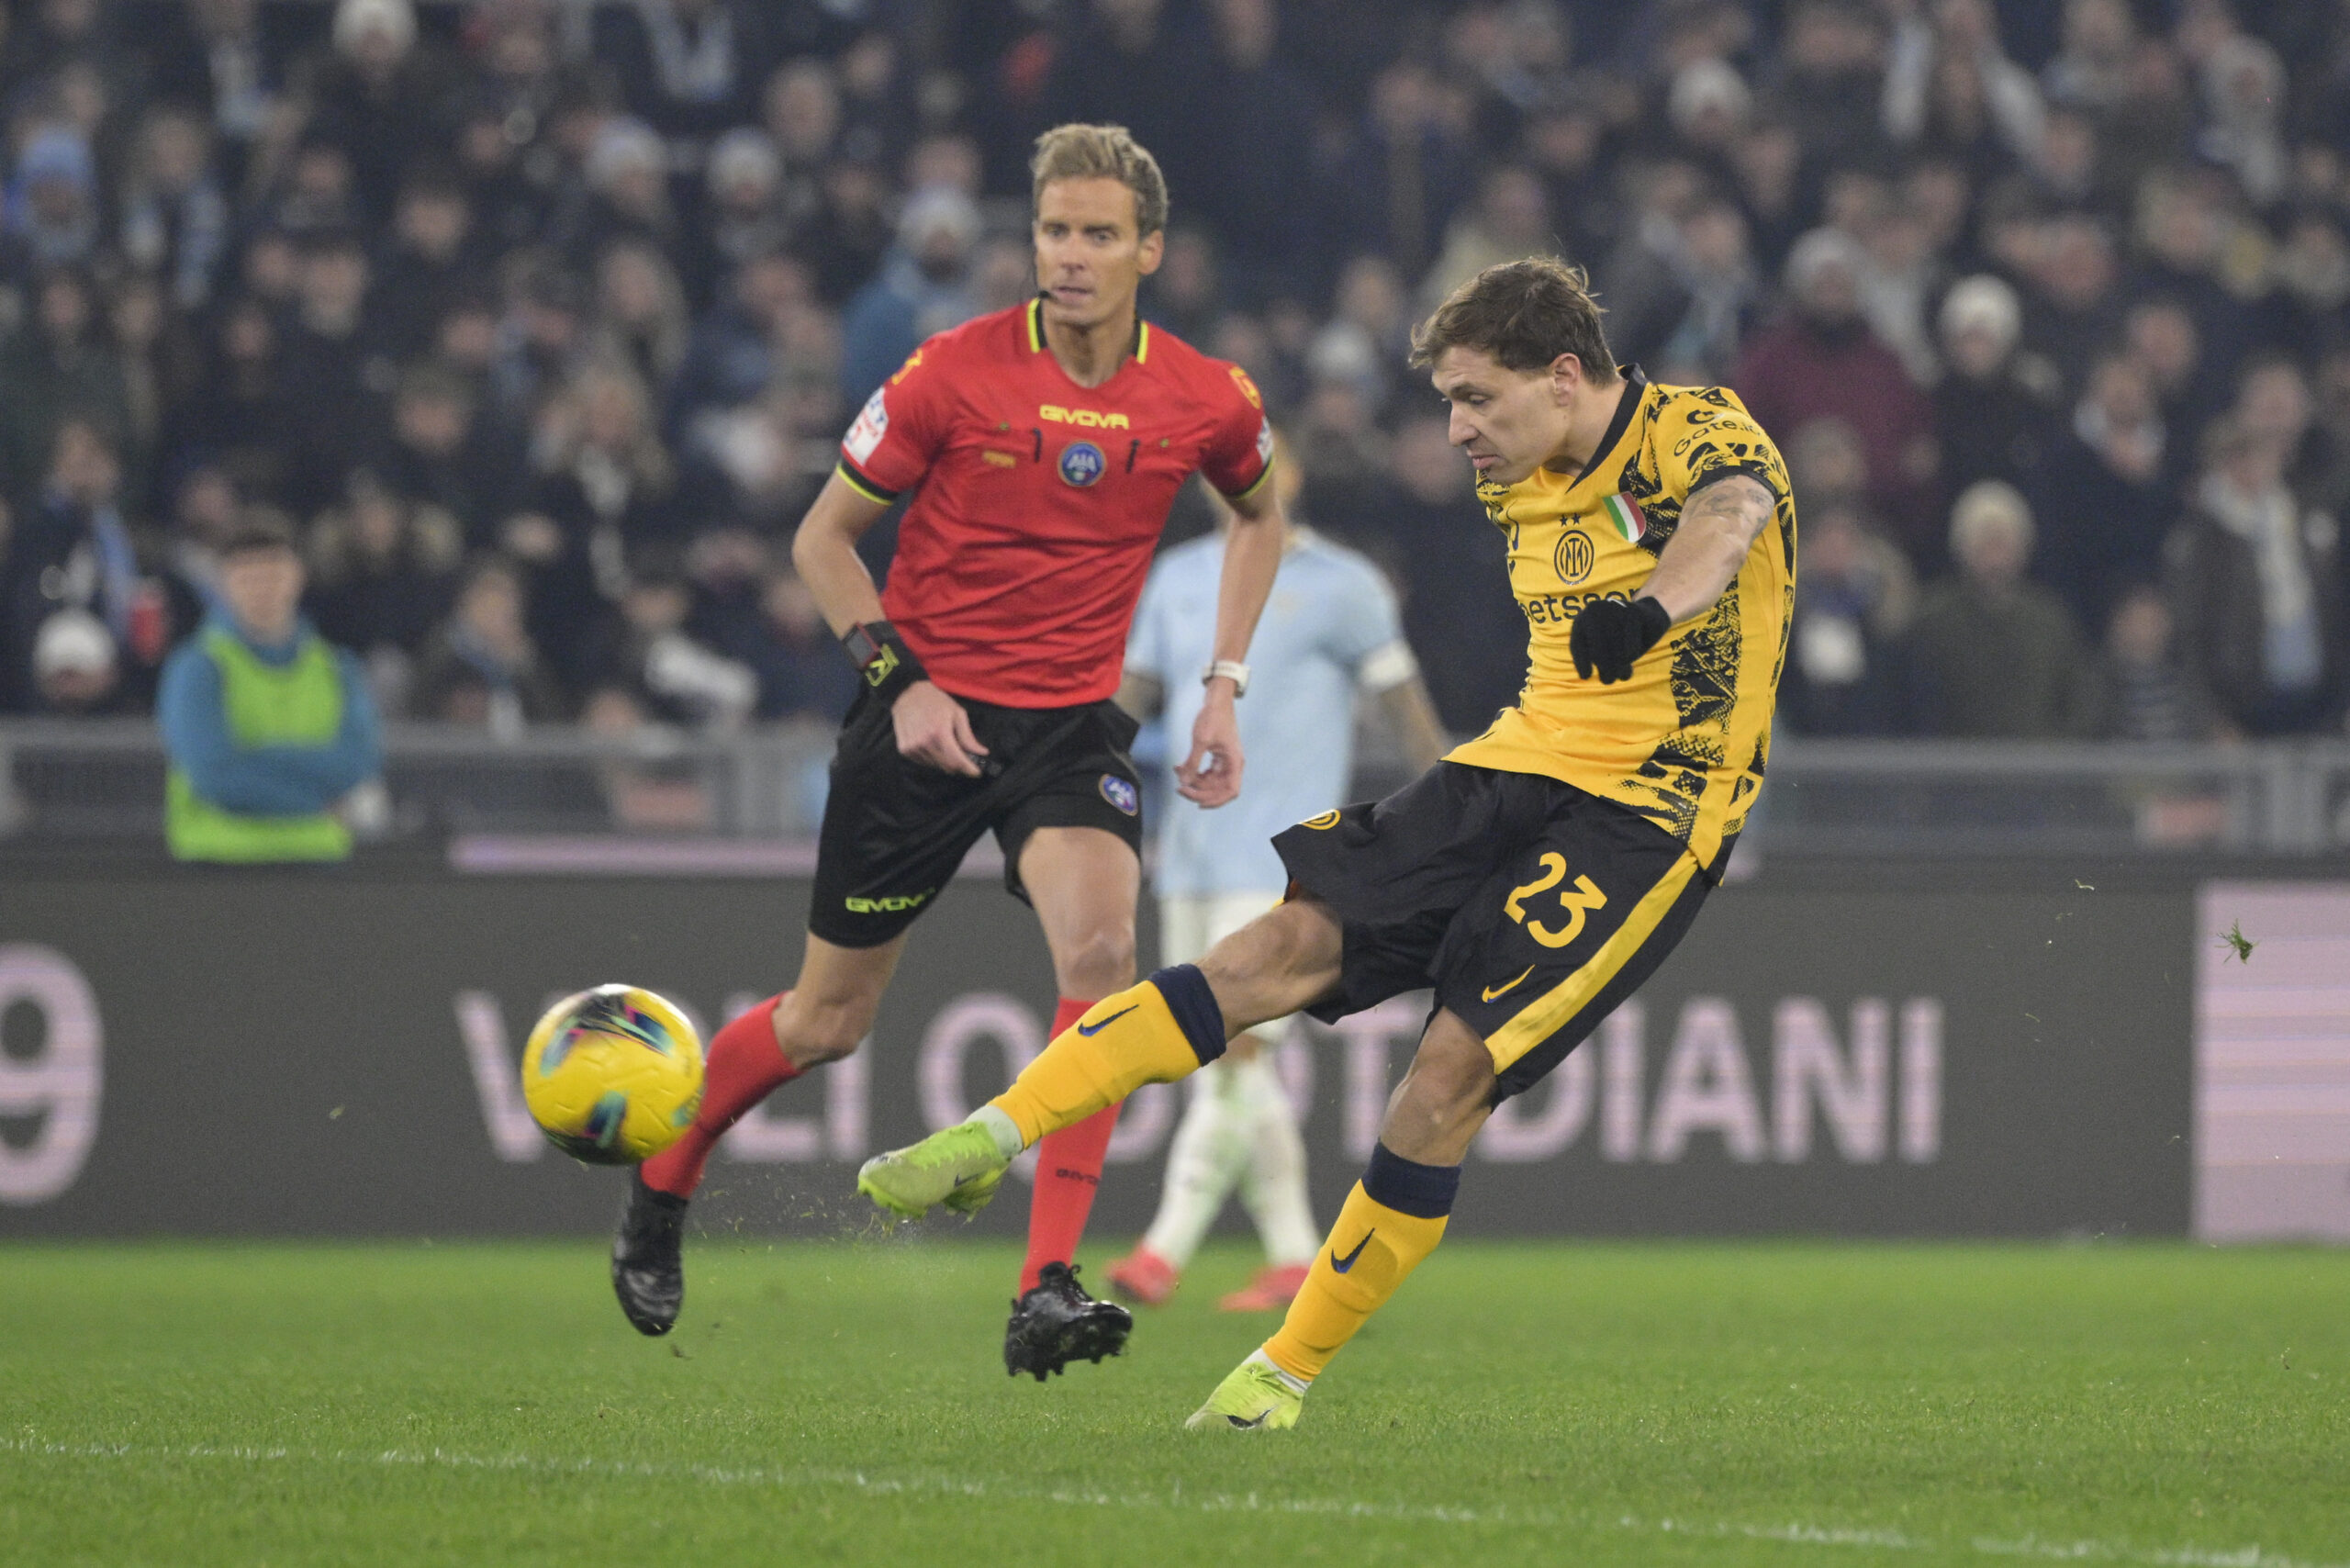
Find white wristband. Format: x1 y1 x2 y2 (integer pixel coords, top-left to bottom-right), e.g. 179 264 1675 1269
1357 640 1419 694
1202 659 1250 697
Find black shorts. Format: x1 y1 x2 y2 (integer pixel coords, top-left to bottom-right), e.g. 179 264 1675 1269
1272 762 1710 1101
809 689 1144 947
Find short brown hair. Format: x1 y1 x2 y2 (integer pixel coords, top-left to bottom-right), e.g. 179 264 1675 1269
1410 256 1617 381
1030 123 1169 238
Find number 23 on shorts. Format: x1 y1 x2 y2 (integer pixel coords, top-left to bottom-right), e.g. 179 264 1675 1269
1505 853 1607 948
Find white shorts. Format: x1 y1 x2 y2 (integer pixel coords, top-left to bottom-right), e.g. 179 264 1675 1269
1158 890 1286 969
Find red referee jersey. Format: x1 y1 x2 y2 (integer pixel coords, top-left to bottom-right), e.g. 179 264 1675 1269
836 297 1273 708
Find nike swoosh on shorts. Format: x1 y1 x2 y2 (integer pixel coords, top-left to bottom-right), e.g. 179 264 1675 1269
1482 967 1535 1002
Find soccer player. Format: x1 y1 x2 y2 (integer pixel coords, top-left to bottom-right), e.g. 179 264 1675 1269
1103 452 1448 1313
858 256 1795 1427
610 124 1285 1381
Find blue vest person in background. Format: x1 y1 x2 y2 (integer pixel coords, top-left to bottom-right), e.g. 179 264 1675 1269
158 516 383 862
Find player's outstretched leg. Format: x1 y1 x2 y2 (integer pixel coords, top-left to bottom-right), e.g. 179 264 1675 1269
1190 1015 1487 1430
856 964 1229 1219
613 991 800 1335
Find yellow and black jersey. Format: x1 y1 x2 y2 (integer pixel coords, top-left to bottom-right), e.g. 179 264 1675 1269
1446 366 1796 879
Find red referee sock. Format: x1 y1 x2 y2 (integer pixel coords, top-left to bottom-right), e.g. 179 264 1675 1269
1020 997 1122 1294
640 992 800 1200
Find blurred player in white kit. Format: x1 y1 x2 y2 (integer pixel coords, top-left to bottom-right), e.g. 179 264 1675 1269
1106 455 1448 1311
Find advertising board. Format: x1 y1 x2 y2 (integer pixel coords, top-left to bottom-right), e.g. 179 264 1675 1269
0 867 2194 1239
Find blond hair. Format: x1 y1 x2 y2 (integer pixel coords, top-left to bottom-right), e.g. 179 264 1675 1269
1030 123 1169 237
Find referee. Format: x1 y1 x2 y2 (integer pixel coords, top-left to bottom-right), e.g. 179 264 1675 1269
608 124 1288 1382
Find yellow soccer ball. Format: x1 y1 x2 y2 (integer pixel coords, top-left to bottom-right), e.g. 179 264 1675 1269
520 985 705 1165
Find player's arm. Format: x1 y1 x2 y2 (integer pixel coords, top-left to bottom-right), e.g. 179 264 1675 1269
790 471 987 776
1376 676 1450 772
1181 480 1284 807
1571 474 1775 684
1642 474 1775 622
1348 633 1450 772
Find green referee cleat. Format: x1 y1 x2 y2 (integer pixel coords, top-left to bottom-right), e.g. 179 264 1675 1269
1184 1351 1307 1431
857 1123 1010 1219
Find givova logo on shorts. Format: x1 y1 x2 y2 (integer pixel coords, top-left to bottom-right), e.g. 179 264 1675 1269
845 889 934 913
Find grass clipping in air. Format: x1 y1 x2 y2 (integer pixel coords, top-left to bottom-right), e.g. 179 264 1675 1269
1 1240 2344 1567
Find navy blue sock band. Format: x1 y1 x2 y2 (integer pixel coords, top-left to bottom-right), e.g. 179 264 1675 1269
1147 964 1226 1068
1363 1142 1461 1219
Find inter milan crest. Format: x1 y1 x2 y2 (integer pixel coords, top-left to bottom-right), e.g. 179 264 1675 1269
1058 441 1106 487
1553 529 1595 586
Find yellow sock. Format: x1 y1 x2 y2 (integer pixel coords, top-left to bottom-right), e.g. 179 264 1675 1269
990 966 1225 1148
1262 1146 1459 1383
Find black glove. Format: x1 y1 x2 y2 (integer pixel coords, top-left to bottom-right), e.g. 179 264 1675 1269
1570 597 1672 683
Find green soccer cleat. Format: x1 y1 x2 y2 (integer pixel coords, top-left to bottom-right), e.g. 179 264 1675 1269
856 1123 1010 1219
1184 1351 1306 1431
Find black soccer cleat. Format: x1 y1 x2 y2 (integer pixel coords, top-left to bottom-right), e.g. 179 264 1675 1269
1003 1261 1134 1382
610 1172 688 1337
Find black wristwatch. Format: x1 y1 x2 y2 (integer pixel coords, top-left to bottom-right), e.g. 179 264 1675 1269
843 620 927 704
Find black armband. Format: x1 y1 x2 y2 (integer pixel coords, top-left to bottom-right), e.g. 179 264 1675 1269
842 621 927 705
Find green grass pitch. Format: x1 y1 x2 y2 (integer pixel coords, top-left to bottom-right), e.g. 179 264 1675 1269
2 1238 2344 1567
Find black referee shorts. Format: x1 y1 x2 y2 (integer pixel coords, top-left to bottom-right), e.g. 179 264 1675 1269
1272 762 1710 1102
808 687 1145 948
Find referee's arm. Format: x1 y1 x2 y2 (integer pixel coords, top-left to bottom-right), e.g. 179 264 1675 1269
1177 478 1286 807
790 469 987 776
790 470 895 633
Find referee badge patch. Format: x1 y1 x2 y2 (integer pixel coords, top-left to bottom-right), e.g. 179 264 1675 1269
1099 774 1139 815
845 386 888 463
1058 441 1106 487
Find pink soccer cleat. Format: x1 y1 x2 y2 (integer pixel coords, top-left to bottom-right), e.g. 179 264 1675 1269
1217 1263 1310 1313
1103 1246 1180 1306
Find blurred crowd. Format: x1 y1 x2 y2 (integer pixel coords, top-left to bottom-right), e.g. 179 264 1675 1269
1 0 2348 745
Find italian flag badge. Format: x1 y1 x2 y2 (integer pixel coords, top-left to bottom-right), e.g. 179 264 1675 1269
1601 491 1647 543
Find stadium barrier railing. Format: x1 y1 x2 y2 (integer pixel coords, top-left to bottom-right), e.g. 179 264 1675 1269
2 718 2347 856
